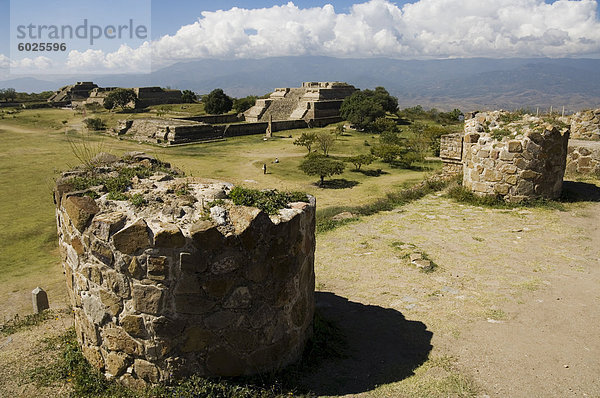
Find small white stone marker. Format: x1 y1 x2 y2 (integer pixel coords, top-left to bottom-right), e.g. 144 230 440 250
32 287 49 314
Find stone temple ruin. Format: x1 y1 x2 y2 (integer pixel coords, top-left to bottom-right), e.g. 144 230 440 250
441 111 571 202
47 81 99 106
113 82 358 146
54 153 316 386
244 82 357 126
245 82 357 126
48 82 183 109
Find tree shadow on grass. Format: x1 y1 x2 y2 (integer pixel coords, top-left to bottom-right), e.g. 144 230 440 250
351 168 388 177
317 179 359 189
297 292 433 396
561 180 600 202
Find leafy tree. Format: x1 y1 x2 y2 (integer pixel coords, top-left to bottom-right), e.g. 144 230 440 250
0 88 16 102
315 131 336 156
347 154 375 171
103 88 136 111
371 143 406 164
340 91 385 131
371 117 399 134
299 153 345 186
181 90 198 103
203 88 233 115
293 132 317 153
233 95 257 113
373 86 398 113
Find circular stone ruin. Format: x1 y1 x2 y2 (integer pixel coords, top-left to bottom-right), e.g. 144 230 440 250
54 152 316 387
462 111 570 202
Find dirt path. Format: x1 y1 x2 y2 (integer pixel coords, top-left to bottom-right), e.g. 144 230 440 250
313 191 600 397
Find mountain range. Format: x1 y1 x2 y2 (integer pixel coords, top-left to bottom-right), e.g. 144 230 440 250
2 56 599 112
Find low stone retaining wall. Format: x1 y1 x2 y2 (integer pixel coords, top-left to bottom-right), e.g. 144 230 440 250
566 140 600 175
54 153 316 386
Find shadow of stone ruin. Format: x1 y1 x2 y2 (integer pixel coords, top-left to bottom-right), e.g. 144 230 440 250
562 181 600 202
297 292 433 396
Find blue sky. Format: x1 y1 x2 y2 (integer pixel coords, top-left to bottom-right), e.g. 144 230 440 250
1 0 599 76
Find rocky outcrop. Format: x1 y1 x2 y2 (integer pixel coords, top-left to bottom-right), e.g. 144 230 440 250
54 153 316 385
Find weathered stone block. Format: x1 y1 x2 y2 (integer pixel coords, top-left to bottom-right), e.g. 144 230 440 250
134 359 160 383
121 315 146 338
92 212 126 241
508 141 523 153
31 287 49 314
64 196 100 232
112 219 151 255
103 327 143 356
132 283 164 315
147 256 169 281
180 252 207 273
153 222 186 248
105 351 130 377
82 345 104 370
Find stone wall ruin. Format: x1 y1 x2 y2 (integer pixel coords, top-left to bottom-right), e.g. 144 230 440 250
54 153 316 386
244 82 357 125
564 108 600 140
441 111 570 202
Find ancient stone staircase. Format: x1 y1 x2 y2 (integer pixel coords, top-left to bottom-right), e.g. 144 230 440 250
260 88 306 121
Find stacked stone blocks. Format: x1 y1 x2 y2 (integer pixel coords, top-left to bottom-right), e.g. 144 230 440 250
54 153 316 386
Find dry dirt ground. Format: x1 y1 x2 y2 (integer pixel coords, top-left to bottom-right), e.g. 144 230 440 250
1 183 599 397
308 183 600 397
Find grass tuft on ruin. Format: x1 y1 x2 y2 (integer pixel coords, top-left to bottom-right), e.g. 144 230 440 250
228 186 309 215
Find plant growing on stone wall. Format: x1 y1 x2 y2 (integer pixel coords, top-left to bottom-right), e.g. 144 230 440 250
491 128 512 141
228 186 309 214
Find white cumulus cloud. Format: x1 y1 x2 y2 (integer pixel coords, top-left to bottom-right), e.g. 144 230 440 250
149 0 600 60
66 42 152 73
5 0 600 75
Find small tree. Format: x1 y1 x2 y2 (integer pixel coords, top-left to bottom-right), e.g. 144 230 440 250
233 95 257 113
293 132 317 153
371 117 399 134
347 154 375 171
0 88 16 102
181 90 198 103
299 153 345 186
371 143 406 164
83 117 106 131
203 88 233 115
104 88 136 111
315 131 336 156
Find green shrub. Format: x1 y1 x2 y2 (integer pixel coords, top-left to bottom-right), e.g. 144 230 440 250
228 187 309 214
83 118 106 131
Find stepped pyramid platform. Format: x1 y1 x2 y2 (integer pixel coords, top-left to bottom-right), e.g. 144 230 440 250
244 82 357 126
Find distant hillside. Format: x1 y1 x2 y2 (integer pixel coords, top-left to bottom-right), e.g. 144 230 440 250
1 56 599 112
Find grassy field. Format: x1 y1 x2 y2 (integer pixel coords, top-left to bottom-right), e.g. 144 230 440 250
0 106 440 318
